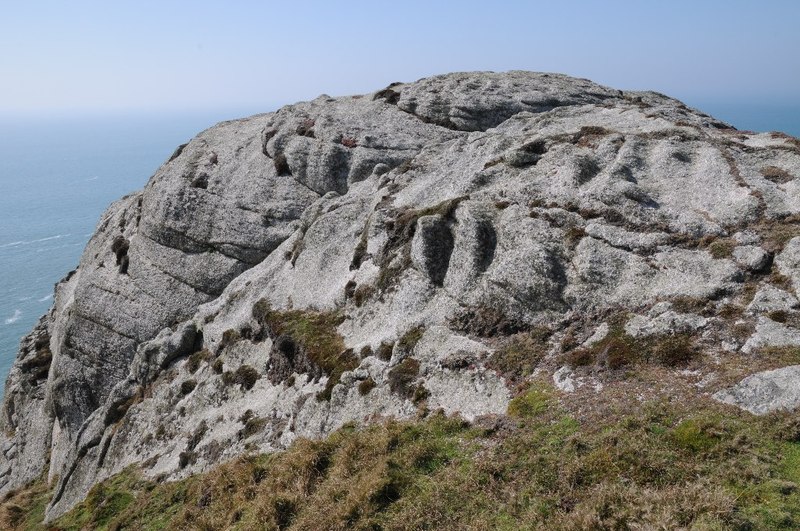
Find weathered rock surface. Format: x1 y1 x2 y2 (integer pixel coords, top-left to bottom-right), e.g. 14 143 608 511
713 365 800 414
2 71 800 519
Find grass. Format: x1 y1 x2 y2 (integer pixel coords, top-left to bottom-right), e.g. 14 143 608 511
707 237 736 259
487 327 551 383
564 317 699 370
9 394 800 530
252 299 357 401
387 358 421 399
507 384 552 418
762 166 794 184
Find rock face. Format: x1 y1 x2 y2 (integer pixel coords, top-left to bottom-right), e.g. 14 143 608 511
1 71 800 519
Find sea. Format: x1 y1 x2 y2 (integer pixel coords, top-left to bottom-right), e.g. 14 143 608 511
0 103 797 394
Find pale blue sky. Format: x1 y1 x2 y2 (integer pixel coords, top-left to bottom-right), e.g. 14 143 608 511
1 1 798 116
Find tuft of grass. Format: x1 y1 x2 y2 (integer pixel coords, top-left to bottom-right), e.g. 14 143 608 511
671 418 720 453
564 225 586 246
388 358 421 399
761 166 794 184
572 125 614 147
376 342 394 362
359 345 373 359
397 326 425 354
218 329 241 352
487 327 551 382
252 299 357 401
186 348 212 374
358 377 377 396
507 384 552 418
707 237 736 259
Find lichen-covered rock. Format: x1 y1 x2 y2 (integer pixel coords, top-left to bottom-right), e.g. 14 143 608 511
625 304 707 338
714 365 800 414
2 70 800 519
732 245 770 272
741 317 800 354
746 286 799 315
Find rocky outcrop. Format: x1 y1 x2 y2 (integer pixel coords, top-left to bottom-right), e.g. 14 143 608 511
2 71 800 520
713 365 800 414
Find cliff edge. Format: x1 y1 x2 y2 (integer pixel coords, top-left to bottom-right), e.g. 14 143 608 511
2 71 800 522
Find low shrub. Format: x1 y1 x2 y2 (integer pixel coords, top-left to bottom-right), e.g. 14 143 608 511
186 349 211 374
180 380 197 396
388 358 421 399
233 365 260 391
487 327 551 382
397 326 425 354
239 417 268 440
252 300 357 401
563 319 698 370
376 342 394 361
358 377 376 396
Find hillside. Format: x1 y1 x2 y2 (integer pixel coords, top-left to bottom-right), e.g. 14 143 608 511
2 71 800 528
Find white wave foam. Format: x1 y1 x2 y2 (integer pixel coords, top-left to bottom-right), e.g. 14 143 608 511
38 294 53 302
35 242 82 253
0 234 72 249
4 309 21 325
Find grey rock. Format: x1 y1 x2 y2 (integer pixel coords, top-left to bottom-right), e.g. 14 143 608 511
747 286 800 315
625 309 707 338
714 365 800 414
732 245 770 272
741 317 800 354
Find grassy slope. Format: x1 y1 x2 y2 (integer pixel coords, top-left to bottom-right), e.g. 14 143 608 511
3 383 800 530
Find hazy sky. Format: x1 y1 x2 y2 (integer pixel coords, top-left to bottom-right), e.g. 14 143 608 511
1 1 798 115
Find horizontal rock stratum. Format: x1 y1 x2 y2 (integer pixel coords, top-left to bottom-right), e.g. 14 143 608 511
2 71 800 521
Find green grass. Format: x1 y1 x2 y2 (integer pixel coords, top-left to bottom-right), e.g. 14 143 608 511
7 397 800 529
564 316 699 370
252 299 356 400
507 384 552 419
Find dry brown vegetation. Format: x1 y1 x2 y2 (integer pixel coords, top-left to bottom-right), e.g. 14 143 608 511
6 388 800 530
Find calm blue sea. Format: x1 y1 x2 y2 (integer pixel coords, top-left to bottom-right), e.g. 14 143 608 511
0 109 268 393
0 104 797 393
